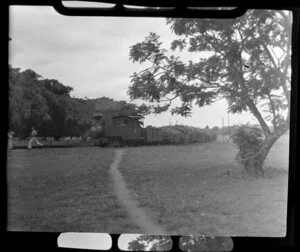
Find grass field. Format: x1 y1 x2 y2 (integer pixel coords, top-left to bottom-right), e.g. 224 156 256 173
7 135 289 236
119 135 289 236
7 147 140 233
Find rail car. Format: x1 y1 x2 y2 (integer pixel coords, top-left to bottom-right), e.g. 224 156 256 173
89 112 164 147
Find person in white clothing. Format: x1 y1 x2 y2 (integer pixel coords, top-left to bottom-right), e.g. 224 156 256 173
28 127 43 149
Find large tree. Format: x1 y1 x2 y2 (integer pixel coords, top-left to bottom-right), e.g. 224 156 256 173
8 66 147 139
9 66 51 137
128 10 291 176
8 66 92 138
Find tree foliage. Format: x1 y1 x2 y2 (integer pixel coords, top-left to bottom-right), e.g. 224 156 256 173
179 236 233 251
94 97 146 125
231 126 265 175
126 235 232 252
8 66 145 139
158 125 217 144
129 10 291 175
127 235 172 251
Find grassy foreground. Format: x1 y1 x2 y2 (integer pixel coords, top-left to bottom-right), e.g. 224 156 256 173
7 147 139 233
119 135 289 236
6 135 289 235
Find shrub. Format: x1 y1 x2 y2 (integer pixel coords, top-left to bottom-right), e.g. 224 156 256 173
231 125 265 175
158 125 217 145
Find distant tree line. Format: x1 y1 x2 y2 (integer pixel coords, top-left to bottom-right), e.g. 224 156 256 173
8 66 146 140
159 125 217 145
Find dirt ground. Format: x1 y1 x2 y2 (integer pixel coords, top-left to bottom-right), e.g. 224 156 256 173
119 135 289 237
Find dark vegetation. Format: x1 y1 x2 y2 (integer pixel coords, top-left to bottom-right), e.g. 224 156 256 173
127 235 172 251
179 236 233 252
8 65 146 140
9 66 216 146
231 126 265 176
125 234 232 251
158 125 217 145
9 66 90 139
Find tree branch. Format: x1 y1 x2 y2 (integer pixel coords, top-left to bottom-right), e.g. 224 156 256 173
281 26 292 113
200 33 226 57
260 42 291 113
236 52 271 136
247 99 272 136
267 93 278 134
260 43 279 69
159 95 179 103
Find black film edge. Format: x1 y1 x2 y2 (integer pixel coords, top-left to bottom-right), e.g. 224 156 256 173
51 1 247 18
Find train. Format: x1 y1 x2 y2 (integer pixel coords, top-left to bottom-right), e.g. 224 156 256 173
88 109 164 147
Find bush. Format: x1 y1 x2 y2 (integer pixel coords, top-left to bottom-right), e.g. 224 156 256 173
158 125 217 145
231 126 264 174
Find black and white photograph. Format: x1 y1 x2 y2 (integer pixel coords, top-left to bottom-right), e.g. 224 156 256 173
7 2 291 240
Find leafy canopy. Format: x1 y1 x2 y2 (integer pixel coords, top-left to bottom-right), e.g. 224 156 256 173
129 10 291 137
9 66 147 138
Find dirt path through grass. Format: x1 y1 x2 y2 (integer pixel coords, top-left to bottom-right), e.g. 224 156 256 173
110 149 166 234
7 148 138 232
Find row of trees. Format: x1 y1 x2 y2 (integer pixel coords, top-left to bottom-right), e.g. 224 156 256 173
158 125 217 144
8 65 216 144
9 65 94 139
8 66 146 139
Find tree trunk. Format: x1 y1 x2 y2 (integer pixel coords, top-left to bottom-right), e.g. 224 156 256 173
243 134 280 176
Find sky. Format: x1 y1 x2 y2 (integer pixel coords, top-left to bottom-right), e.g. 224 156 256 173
9 4 259 128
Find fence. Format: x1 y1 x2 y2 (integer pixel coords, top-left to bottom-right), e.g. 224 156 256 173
10 137 83 149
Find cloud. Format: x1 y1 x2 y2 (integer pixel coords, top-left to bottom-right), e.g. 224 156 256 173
9 42 24 58
9 6 256 127
32 58 53 67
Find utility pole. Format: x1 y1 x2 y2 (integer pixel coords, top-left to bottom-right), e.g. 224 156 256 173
227 112 230 142
222 117 224 142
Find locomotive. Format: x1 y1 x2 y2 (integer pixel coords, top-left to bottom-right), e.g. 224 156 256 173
89 107 164 147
